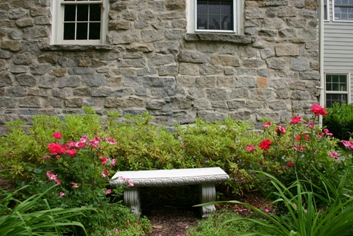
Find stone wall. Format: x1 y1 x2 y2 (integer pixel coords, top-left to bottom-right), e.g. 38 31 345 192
0 0 320 134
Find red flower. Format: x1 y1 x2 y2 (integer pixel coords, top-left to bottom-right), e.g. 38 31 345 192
52 132 63 140
295 134 310 141
310 104 328 116
101 157 109 165
286 161 294 167
65 149 77 157
290 116 302 125
259 139 272 151
48 143 65 155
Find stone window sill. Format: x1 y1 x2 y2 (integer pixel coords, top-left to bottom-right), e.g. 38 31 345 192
40 44 112 52
184 33 255 45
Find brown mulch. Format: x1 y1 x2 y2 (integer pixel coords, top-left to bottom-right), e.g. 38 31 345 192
141 186 272 236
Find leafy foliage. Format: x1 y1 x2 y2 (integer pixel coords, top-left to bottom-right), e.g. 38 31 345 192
324 102 353 140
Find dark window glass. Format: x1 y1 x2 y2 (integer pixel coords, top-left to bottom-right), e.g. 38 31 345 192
90 4 101 21
64 23 75 39
326 74 347 91
64 5 76 21
77 5 89 21
76 23 88 39
326 94 348 107
197 0 233 30
89 23 101 39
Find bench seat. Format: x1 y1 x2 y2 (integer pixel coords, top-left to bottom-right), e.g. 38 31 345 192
110 167 229 217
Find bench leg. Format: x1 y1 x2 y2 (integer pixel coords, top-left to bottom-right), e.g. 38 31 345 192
124 187 141 217
200 183 216 218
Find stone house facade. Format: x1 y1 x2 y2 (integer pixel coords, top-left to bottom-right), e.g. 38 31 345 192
0 0 320 133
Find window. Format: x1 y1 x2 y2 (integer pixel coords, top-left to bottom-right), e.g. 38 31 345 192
187 0 241 34
51 0 108 45
324 0 328 20
334 0 353 20
325 74 350 107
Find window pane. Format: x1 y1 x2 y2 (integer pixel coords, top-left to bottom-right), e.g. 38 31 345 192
77 5 89 21
326 74 347 91
76 23 88 39
64 5 76 21
90 4 101 21
64 23 75 39
89 23 100 39
197 15 208 29
197 0 233 30
326 94 348 107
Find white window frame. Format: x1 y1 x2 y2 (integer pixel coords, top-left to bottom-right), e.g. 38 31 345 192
51 0 109 45
333 0 353 21
325 73 351 107
186 0 243 34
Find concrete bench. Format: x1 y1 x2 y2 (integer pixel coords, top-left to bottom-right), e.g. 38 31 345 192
110 167 229 217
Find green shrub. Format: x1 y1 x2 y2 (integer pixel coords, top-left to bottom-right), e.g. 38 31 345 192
324 102 353 140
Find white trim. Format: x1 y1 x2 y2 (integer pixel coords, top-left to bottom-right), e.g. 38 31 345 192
332 0 353 22
51 0 108 45
324 73 351 106
187 0 241 34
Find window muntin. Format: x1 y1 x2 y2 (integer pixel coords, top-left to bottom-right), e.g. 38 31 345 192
51 0 108 45
325 74 349 107
334 0 353 20
194 0 236 33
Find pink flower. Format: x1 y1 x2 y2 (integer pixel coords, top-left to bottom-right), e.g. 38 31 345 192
290 116 302 125
48 143 66 155
70 182 79 188
101 157 109 165
42 155 51 159
55 179 61 185
259 139 272 151
105 137 116 145
292 145 305 152
276 126 286 135
105 189 112 195
323 128 333 136
80 135 88 143
329 152 339 158
111 159 116 166
46 171 58 180
59 192 65 197
102 169 109 178
264 208 270 213
128 182 134 187
262 121 271 128
245 145 256 151
310 104 328 116
52 132 63 140
342 140 353 149
65 149 77 157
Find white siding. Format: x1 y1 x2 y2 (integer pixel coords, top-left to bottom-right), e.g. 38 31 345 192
324 0 353 103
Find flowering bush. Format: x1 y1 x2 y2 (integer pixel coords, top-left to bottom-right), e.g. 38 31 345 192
244 104 346 195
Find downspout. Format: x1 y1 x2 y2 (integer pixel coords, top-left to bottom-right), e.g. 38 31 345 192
319 0 325 127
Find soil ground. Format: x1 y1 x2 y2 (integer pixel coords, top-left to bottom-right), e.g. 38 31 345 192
141 186 271 236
